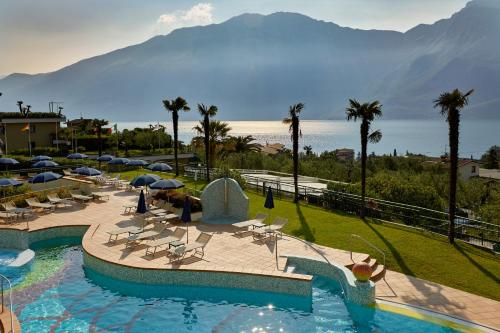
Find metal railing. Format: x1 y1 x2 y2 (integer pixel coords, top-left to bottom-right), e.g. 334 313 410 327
349 234 386 270
0 274 14 333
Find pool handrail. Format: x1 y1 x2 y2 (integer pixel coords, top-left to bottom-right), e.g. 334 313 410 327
0 273 14 333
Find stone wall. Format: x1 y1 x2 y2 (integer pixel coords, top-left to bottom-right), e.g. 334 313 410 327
201 178 249 223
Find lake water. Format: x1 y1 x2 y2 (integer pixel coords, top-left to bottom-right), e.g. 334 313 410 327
114 120 498 157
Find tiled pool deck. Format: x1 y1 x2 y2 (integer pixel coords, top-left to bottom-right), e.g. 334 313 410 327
1 189 499 330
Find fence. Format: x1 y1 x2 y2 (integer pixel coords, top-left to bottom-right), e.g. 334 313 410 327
184 166 500 250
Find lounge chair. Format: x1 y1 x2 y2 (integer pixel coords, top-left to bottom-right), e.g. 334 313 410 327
47 193 74 208
25 198 55 212
0 211 17 223
70 191 93 204
168 232 212 262
2 201 34 220
145 227 186 257
231 213 268 236
252 217 288 240
125 223 167 248
91 191 110 201
106 216 149 243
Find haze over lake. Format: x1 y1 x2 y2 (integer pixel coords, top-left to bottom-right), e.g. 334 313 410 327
115 120 497 158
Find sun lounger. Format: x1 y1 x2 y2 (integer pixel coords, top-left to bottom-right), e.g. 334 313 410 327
168 232 212 262
125 223 167 248
106 216 149 243
145 228 186 257
232 213 268 235
91 192 110 201
70 191 93 204
2 201 34 219
25 198 55 212
0 211 17 223
47 193 74 208
252 217 288 240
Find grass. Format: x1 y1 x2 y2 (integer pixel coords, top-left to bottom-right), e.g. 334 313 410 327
114 170 500 301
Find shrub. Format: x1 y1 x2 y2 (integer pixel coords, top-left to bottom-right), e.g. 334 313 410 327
153 191 202 212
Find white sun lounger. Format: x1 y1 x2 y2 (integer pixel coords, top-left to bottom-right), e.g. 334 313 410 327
47 193 74 208
71 192 93 204
252 217 288 240
232 213 268 235
125 223 167 248
168 232 212 262
145 228 186 257
25 198 55 212
106 217 149 243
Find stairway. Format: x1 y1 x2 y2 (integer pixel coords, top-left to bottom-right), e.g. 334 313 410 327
345 254 386 282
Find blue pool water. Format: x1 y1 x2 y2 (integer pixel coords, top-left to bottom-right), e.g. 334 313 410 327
5 242 465 333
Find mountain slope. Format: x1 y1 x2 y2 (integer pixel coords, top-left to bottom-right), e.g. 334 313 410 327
0 0 499 120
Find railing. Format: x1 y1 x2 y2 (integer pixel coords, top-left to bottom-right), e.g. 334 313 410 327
0 274 14 333
349 234 386 270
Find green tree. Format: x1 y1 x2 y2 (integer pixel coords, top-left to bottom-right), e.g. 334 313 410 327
194 120 231 167
434 88 474 244
197 104 218 181
91 119 109 157
162 97 190 176
303 145 313 156
226 135 259 153
283 103 304 203
483 146 499 169
346 99 383 218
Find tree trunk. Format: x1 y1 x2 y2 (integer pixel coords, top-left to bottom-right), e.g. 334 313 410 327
173 111 179 176
360 121 369 218
97 127 102 157
448 110 460 244
204 116 210 182
293 117 299 203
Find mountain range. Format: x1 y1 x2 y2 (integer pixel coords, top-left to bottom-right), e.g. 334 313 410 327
0 0 499 121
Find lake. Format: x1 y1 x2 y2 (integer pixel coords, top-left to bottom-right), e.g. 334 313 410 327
114 120 498 158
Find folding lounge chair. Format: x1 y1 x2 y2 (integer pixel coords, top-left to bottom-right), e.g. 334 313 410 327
70 191 93 204
106 216 148 243
168 232 212 262
25 198 55 212
2 201 31 220
145 227 186 257
91 191 110 201
125 223 167 248
0 211 17 223
47 193 74 208
252 217 288 240
231 213 268 236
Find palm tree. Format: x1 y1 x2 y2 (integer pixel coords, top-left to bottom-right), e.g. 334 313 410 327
193 120 231 167
346 99 383 218
162 97 190 176
197 104 218 181
283 103 304 203
91 119 109 157
434 89 474 244
227 135 260 153
303 145 313 156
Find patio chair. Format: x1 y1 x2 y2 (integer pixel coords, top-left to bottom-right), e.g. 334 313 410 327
0 211 17 223
125 223 167 248
47 193 74 208
106 216 149 243
252 217 288 240
70 191 93 204
25 198 55 212
2 201 34 220
63 169 73 176
231 213 268 236
168 232 212 262
145 227 186 257
91 191 110 201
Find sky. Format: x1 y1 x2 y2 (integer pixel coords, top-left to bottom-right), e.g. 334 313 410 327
0 0 470 76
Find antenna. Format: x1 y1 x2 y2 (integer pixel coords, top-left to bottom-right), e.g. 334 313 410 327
49 101 63 113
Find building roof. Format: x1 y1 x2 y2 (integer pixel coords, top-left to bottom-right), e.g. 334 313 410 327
0 112 65 123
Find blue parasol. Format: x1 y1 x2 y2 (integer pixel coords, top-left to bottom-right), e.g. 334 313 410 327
136 189 147 214
149 179 184 190
73 167 102 176
264 186 274 209
0 178 23 187
181 196 192 243
29 172 62 183
67 153 88 160
108 158 130 165
130 174 161 188
127 159 148 167
31 155 52 162
97 154 115 162
147 163 173 172
0 158 19 165
33 160 59 168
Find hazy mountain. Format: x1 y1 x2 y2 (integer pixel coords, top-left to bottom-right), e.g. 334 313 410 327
0 0 499 121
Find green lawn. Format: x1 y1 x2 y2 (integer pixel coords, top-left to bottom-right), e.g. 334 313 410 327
115 171 500 301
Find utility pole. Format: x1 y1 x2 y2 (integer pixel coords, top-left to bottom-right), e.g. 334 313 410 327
49 101 63 151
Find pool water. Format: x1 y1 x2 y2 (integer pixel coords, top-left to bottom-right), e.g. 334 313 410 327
6 241 464 333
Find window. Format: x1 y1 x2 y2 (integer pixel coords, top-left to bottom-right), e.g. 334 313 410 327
30 124 36 133
471 166 476 173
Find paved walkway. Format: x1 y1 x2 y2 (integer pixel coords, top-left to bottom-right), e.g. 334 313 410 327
1 189 499 330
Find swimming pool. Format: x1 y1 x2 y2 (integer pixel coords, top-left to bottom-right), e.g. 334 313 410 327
2 240 479 333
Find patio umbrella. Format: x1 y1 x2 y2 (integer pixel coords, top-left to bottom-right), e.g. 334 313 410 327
136 189 147 214
0 158 19 172
67 153 88 160
108 158 130 165
73 167 102 176
264 186 275 212
33 160 59 168
181 196 192 243
149 179 185 190
147 163 173 172
28 172 62 183
97 154 115 162
31 155 52 162
0 178 23 199
130 174 161 188
127 159 148 167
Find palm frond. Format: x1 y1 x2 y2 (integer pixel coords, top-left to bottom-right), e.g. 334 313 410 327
368 129 382 143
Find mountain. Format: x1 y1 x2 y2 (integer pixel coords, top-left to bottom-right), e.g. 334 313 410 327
0 0 499 121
